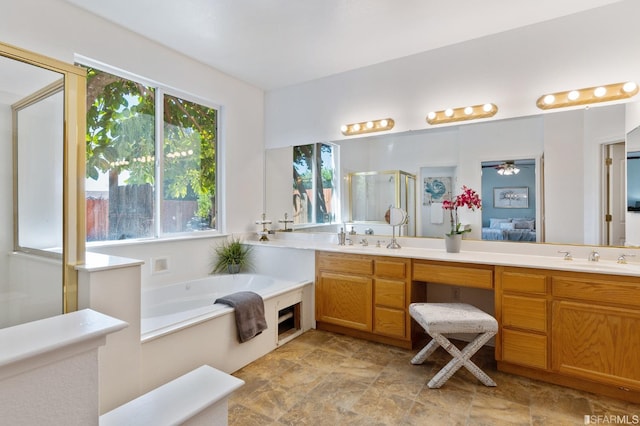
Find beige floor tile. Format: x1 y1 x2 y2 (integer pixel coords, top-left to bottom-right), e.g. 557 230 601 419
468 392 532 425
229 329 636 425
351 385 415 424
228 403 276 426
403 400 468 426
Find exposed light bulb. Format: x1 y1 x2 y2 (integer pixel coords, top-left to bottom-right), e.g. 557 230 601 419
594 86 607 97
464 106 473 115
623 81 637 93
379 119 388 127
352 123 361 132
366 121 374 129
543 94 555 105
340 125 348 132
567 90 580 101
483 103 493 112
445 108 454 117
427 112 436 120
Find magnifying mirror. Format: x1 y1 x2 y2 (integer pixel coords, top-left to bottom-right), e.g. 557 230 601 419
388 207 407 226
386 207 407 248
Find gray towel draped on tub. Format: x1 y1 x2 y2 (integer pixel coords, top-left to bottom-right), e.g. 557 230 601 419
215 291 268 343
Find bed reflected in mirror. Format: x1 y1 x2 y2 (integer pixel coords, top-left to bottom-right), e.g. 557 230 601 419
480 159 539 242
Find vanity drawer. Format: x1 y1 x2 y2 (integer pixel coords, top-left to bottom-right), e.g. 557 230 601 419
316 252 373 275
374 258 408 279
374 279 405 309
413 261 493 289
374 306 406 338
552 276 640 308
501 270 547 294
502 294 547 333
502 328 548 370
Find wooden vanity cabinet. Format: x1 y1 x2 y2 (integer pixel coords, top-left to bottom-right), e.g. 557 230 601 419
551 272 640 393
316 252 640 402
496 267 640 403
315 251 412 348
495 267 550 370
315 251 373 332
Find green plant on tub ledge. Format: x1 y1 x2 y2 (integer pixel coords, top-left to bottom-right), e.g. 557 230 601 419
211 236 253 274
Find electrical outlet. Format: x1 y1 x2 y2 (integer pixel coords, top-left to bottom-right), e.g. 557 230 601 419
452 287 460 301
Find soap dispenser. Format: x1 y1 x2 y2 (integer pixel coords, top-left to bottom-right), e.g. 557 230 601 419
338 227 346 245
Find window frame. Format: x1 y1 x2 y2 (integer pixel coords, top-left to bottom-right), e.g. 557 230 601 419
292 141 340 226
77 56 223 244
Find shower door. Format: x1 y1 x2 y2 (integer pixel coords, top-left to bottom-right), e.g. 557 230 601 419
1 41 86 329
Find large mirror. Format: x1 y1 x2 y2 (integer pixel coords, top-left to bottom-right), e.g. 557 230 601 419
0 41 86 329
265 101 635 247
627 124 640 246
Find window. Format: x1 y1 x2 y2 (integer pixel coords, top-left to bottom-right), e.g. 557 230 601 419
292 143 339 224
84 66 218 242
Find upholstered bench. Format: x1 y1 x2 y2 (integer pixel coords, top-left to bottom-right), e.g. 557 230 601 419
409 303 498 389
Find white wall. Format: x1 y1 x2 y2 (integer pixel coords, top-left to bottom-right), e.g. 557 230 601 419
1 0 266 296
264 2 639 245
265 1 640 149
1 0 265 238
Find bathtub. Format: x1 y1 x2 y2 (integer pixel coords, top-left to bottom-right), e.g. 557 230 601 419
141 273 309 340
139 273 314 392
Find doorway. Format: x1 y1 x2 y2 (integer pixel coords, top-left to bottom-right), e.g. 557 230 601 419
603 142 626 246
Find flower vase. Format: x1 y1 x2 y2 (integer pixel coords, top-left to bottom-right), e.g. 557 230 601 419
444 234 462 253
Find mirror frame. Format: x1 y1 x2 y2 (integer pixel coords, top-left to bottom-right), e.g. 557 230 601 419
1 41 86 313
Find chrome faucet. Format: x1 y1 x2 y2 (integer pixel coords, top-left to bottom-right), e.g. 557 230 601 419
360 238 369 247
558 250 573 261
617 253 636 264
588 250 600 262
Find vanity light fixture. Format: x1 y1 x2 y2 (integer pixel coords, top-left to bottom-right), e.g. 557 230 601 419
536 81 639 110
426 103 498 125
340 118 395 136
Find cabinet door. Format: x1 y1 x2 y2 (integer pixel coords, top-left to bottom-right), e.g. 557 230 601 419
316 271 372 331
552 300 640 391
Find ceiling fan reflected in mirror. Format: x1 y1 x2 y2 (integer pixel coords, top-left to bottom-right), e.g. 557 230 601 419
495 161 520 175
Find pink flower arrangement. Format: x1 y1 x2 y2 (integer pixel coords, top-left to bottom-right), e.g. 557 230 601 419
442 185 482 235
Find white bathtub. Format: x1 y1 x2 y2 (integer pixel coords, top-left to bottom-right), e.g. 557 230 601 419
141 273 308 340
139 273 314 393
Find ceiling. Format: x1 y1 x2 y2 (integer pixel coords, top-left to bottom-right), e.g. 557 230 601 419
63 0 623 90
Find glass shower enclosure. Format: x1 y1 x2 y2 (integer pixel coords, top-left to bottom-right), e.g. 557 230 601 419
347 170 416 236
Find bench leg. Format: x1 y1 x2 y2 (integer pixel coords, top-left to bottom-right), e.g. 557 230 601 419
427 332 496 389
411 337 440 365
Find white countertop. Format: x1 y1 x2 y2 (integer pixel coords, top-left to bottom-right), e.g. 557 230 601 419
246 234 640 277
77 252 145 272
0 309 128 371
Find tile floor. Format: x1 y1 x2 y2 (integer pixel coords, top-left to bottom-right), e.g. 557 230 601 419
229 330 640 425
